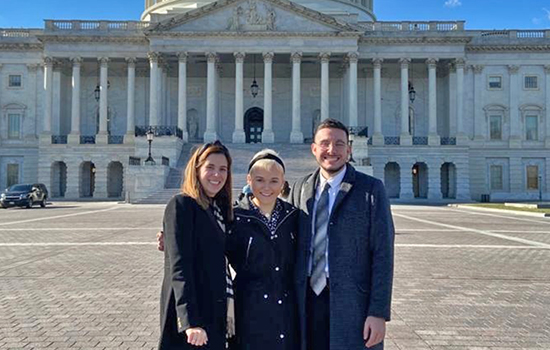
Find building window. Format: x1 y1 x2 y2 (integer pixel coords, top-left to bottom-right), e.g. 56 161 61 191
7 114 21 139
8 75 22 88
525 115 538 141
7 164 20 187
526 165 539 190
490 165 503 191
489 115 502 140
524 75 538 90
488 76 502 90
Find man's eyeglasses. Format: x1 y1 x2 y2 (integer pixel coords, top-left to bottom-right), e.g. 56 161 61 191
315 141 348 151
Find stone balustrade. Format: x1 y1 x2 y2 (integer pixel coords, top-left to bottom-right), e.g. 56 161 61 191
44 20 150 32
361 21 465 32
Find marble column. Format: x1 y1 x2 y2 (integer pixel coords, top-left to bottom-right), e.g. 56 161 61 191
473 65 485 141
455 59 468 144
204 52 218 142
545 65 550 148
178 53 189 142
26 64 39 139
262 52 275 143
399 58 412 146
69 57 82 144
148 52 160 127
348 52 359 127
125 58 136 144
320 52 331 121
427 58 440 146
427 161 442 200
290 52 304 143
42 57 54 139
372 58 384 146
97 57 109 144
233 52 246 143
161 66 168 126
399 162 414 199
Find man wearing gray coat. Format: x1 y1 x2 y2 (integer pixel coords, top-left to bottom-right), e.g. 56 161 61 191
288 118 394 350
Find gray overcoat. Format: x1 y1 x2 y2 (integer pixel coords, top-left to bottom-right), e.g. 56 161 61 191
288 165 394 350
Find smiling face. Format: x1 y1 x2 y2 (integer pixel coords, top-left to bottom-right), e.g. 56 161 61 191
311 127 351 177
247 163 284 209
198 153 229 198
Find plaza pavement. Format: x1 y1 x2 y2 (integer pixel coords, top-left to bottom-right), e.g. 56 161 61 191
0 202 549 349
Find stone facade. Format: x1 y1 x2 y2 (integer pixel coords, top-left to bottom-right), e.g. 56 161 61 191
1 0 549 201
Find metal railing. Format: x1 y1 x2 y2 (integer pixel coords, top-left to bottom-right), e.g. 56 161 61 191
108 135 124 144
440 137 457 146
384 137 400 145
412 136 428 145
80 136 96 144
51 135 67 144
129 156 141 166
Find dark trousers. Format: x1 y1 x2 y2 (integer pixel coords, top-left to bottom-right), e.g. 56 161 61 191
306 281 329 350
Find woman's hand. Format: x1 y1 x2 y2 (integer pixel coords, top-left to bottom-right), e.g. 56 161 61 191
185 327 208 346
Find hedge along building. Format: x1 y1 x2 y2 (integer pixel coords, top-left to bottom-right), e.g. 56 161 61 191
0 0 549 201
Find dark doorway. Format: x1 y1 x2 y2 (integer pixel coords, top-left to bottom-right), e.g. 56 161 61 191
412 162 428 198
244 107 264 143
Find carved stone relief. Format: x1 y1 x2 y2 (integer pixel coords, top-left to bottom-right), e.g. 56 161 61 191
226 0 276 31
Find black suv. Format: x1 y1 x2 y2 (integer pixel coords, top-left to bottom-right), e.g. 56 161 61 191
0 183 49 209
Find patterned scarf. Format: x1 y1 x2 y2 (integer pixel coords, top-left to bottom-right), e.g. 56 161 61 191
212 202 236 338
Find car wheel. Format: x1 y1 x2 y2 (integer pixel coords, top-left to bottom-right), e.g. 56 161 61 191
26 199 33 209
40 199 46 208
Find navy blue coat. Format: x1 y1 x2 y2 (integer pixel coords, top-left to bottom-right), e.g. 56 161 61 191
227 197 299 350
288 165 394 350
158 195 228 350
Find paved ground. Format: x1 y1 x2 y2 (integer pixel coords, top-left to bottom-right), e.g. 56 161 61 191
0 202 549 349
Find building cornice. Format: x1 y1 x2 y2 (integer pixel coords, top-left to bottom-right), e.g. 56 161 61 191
359 36 472 44
467 45 550 52
37 35 148 45
148 31 361 38
0 43 43 51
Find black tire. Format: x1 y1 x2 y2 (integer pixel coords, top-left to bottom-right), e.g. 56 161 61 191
26 199 33 209
40 200 46 208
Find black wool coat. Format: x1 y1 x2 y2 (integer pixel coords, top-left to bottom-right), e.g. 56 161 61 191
288 165 395 350
227 197 299 350
158 194 228 350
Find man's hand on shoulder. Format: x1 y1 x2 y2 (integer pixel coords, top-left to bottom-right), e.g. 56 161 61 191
363 316 386 348
157 230 164 252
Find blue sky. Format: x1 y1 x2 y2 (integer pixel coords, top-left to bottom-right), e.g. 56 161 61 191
0 0 549 29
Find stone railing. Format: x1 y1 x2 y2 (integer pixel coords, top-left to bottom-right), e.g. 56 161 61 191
362 21 465 32
135 126 183 138
44 20 150 32
0 29 42 38
108 135 124 144
479 29 550 39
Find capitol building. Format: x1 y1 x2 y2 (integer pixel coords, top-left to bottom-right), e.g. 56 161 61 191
0 0 549 202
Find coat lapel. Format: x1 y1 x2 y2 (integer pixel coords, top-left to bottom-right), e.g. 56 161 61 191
330 165 356 219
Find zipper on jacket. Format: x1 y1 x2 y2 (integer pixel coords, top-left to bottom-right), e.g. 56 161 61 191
245 236 253 263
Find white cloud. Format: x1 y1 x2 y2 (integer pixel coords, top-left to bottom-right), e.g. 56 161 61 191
544 8 550 20
444 0 462 8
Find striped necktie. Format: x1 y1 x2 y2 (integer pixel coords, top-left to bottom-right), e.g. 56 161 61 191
310 182 330 295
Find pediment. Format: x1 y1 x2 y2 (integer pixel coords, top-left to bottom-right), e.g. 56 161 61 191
149 0 359 34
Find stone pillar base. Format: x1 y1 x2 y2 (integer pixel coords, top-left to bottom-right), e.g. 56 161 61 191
232 130 246 144
400 134 412 146
39 133 52 145
290 131 304 144
372 133 384 146
181 131 189 143
428 134 440 146
203 131 219 143
96 133 108 145
456 133 469 146
262 130 275 143
509 137 522 148
473 135 485 142
124 134 135 145
68 134 80 145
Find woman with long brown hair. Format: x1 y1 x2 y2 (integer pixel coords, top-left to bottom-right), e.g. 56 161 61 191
158 140 234 350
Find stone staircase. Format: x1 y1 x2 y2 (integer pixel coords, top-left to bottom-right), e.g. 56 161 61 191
134 143 318 205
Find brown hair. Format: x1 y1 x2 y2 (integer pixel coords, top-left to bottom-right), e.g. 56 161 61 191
313 118 349 142
181 141 233 221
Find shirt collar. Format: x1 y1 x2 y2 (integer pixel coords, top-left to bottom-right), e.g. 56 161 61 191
319 164 347 191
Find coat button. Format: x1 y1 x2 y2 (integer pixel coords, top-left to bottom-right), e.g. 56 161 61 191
264 294 268 299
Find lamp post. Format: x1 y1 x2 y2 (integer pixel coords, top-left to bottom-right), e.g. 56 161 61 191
145 129 156 165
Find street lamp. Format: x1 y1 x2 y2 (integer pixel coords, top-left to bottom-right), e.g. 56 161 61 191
145 129 156 165
250 54 259 98
408 81 416 104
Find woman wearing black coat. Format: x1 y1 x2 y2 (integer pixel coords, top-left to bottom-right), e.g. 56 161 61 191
227 150 299 350
159 141 234 350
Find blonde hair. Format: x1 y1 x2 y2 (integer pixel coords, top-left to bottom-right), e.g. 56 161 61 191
181 141 233 220
248 149 285 176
